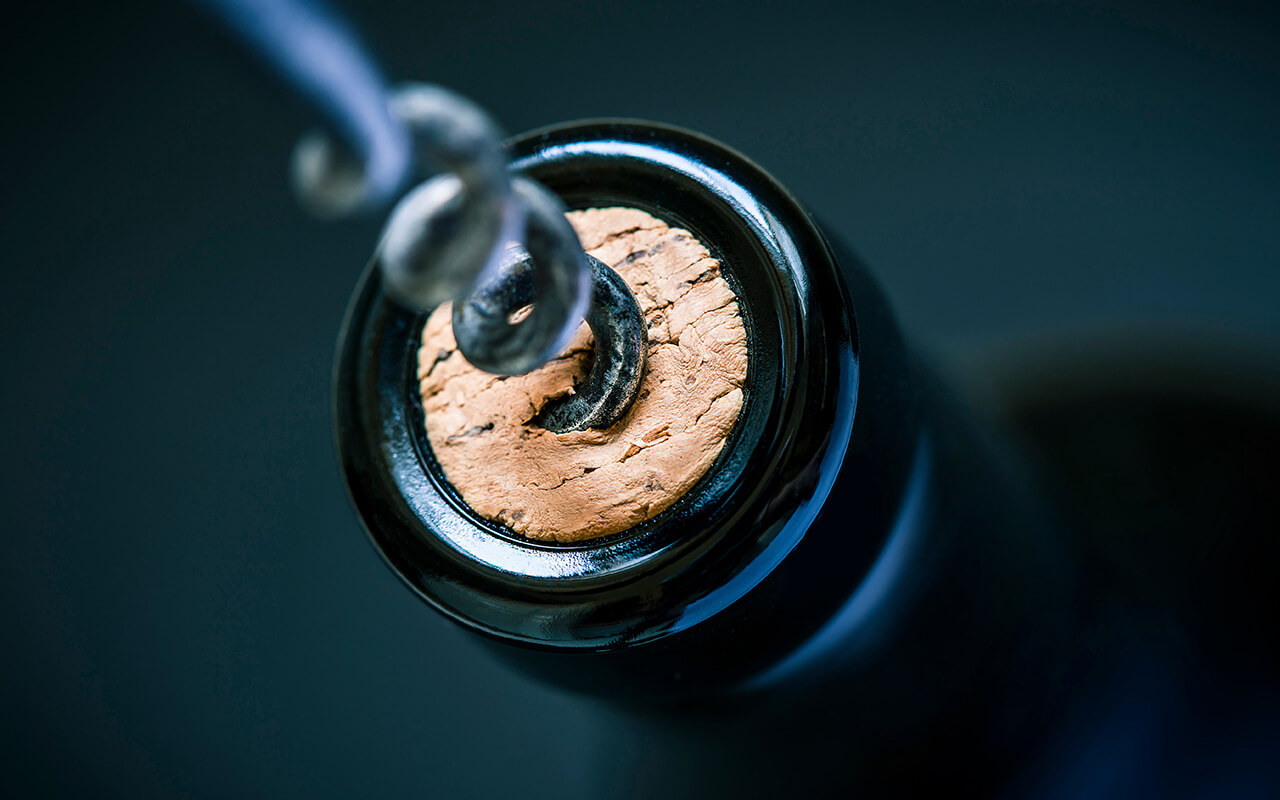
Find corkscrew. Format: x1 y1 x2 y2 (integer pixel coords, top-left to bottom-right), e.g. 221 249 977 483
201 0 646 432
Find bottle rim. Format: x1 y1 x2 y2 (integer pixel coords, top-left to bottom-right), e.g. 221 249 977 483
334 120 859 648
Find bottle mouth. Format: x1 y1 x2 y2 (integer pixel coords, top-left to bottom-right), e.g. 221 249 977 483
334 120 857 647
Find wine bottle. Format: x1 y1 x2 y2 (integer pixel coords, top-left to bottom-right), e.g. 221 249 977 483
334 120 1085 796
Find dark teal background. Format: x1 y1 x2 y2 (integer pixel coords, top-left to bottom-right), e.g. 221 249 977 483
3 0 1278 796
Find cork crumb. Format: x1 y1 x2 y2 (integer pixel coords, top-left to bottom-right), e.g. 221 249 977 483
418 207 748 543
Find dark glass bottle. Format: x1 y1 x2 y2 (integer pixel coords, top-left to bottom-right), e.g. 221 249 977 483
334 121 1084 795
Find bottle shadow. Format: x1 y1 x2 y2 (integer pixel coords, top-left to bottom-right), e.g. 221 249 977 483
978 332 1280 798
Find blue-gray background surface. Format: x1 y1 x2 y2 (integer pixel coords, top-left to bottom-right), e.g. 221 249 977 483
3 0 1277 796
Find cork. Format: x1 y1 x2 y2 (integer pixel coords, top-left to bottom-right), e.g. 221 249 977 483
417 207 748 543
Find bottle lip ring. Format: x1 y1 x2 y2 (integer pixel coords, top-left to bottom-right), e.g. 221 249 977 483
334 120 858 647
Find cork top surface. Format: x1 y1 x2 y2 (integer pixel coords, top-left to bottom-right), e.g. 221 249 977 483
417 207 748 543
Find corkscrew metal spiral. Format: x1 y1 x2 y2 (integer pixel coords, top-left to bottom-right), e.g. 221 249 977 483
200 0 646 432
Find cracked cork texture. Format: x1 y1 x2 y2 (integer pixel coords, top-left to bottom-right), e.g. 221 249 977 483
417 207 748 543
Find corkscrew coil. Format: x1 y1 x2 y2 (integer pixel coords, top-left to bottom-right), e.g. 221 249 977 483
201 0 645 431
296 84 647 431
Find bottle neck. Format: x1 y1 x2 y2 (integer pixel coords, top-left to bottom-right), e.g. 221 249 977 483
336 121 1077 713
